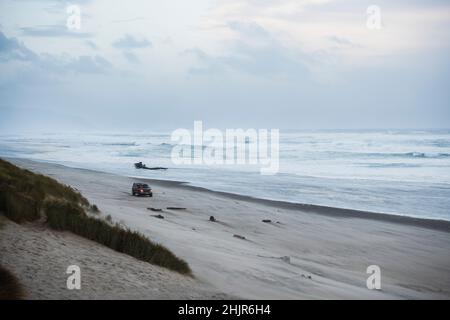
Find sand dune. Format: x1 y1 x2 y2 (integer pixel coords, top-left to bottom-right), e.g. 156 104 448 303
2 158 450 299
0 216 231 299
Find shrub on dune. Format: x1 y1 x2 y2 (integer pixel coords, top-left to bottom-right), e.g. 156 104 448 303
0 266 25 300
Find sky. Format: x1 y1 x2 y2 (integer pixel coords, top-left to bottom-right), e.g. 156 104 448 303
0 0 449 132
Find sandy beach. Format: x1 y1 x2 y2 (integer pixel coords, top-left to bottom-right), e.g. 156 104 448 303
0 215 231 300
1 157 450 299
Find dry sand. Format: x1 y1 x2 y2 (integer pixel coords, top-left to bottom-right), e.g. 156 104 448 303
1 158 450 299
0 216 231 299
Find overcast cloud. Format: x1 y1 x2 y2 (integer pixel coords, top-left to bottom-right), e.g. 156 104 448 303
0 0 449 132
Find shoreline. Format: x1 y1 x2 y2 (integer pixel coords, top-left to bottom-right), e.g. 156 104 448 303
3 156 450 299
134 178 450 233
6 156 450 233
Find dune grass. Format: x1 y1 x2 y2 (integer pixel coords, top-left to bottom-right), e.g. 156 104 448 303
0 158 191 275
0 265 25 300
0 158 88 223
44 199 190 273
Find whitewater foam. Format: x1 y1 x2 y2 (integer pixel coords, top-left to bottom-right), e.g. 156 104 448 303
1 130 449 220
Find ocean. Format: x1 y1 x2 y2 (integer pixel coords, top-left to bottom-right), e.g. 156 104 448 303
1 129 449 221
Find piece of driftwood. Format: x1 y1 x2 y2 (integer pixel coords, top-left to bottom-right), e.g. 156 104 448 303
152 214 164 219
166 207 186 210
147 208 162 212
262 219 272 223
233 234 246 240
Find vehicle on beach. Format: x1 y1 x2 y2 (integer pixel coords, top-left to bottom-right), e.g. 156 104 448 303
132 183 153 197
134 162 167 170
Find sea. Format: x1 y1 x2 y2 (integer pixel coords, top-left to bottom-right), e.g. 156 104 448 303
1 129 449 221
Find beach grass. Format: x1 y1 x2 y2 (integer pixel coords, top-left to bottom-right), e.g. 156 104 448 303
0 158 191 275
0 158 88 223
44 199 191 274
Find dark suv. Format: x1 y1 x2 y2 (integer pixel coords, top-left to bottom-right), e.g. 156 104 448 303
132 183 153 197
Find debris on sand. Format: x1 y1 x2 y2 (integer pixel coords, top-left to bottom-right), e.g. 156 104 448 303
301 274 312 280
257 254 292 264
209 216 216 222
233 234 246 240
152 214 164 219
167 207 186 210
148 208 162 212
262 219 271 223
